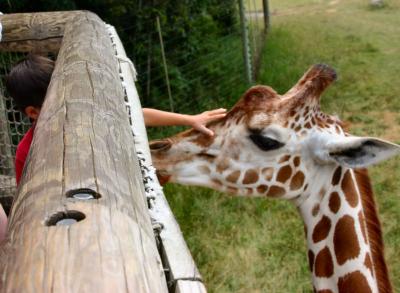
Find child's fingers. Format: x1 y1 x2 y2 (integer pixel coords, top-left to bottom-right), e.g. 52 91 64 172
207 108 227 115
207 113 226 122
197 125 214 136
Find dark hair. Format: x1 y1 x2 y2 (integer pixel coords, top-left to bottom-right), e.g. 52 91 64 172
5 54 55 112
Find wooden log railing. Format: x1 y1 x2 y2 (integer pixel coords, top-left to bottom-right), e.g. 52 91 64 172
0 11 168 292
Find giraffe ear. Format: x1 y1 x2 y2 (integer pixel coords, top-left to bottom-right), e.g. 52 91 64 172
324 137 400 168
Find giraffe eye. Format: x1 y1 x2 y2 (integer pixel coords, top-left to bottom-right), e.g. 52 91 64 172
248 133 284 151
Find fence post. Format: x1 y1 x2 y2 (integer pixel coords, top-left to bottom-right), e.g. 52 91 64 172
238 0 253 85
262 0 270 33
156 16 174 112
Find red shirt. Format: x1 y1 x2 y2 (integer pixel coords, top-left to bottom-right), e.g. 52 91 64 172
15 125 35 185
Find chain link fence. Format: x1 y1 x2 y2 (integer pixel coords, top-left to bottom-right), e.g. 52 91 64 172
0 53 30 211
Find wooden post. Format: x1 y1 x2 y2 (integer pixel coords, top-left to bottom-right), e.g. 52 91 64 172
238 0 253 84
262 0 270 33
0 11 168 292
156 16 174 112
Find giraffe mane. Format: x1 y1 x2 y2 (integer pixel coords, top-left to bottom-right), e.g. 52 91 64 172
354 168 392 293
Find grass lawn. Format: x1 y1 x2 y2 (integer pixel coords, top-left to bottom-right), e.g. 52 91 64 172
162 0 400 291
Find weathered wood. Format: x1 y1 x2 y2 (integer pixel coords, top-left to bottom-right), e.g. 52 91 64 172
0 38 62 53
175 281 207 293
0 11 168 293
0 11 83 53
107 25 207 292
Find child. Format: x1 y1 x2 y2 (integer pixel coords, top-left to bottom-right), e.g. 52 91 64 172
0 54 226 240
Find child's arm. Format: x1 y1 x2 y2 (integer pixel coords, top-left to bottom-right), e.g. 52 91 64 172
143 108 227 136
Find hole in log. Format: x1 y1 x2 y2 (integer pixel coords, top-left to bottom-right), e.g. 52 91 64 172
66 188 101 200
46 211 86 226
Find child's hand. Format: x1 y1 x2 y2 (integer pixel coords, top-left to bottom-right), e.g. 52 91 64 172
189 108 227 136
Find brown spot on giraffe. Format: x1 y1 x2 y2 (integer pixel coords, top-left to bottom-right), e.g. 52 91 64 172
308 250 315 272
293 156 300 167
334 215 360 265
266 185 285 197
227 187 238 194
226 170 241 183
311 117 316 125
256 184 268 194
262 167 274 181
242 169 259 184
335 125 341 134
341 170 359 208
338 271 372 293
278 155 291 163
277 165 292 183
358 211 367 244
305 122 312 129
318 187 326 198
364 253 374 276
190 132 215 148
312 215 331 243
290 171 305 190
314 246 334 278
329 192 341 213
331 166 342 185
295 125 302 132
312 204 320 217
303 183 309 191
197 165 211 174
212 178 223 187
216 158 230 173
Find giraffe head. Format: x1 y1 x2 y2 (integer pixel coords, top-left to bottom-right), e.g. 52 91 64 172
150 64 400 200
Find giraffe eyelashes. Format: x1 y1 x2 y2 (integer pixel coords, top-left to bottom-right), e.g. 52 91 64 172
248 133 284 151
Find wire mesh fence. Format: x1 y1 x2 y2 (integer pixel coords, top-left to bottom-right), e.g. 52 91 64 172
0 52 28 205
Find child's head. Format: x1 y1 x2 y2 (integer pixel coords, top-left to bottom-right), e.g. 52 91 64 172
5 54 54 120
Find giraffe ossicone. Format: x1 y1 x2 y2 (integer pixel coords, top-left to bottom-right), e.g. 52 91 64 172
150 64 399 293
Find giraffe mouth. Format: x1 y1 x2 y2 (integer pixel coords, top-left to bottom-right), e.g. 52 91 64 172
155 169 171 185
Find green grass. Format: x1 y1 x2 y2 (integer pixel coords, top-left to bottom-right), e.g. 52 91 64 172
161 0 400 291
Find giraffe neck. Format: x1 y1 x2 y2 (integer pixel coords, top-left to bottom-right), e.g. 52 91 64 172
298 167 391 293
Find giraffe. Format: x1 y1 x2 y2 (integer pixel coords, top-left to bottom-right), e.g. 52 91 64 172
149 64 400 293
